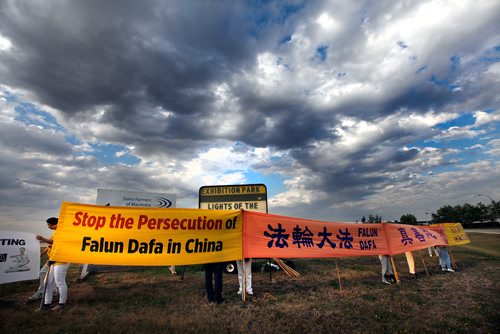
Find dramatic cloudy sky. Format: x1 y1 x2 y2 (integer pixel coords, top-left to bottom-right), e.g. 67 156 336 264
0 0 499 235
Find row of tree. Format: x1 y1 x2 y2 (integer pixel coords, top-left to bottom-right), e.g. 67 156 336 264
361 200 499 228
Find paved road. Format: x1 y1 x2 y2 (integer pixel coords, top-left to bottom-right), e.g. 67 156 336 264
465 228 500 234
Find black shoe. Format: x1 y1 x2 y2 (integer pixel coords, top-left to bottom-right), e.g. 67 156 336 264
215 298 224 304
385 274 396 283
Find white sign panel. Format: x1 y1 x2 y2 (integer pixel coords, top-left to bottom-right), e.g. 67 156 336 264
80 189 177 278
0 231 40 284
96 189 177 208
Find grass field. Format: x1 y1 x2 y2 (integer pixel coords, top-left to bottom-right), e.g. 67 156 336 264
1 232 498 333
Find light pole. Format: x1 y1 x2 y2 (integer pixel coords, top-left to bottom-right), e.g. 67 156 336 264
477 194 498 224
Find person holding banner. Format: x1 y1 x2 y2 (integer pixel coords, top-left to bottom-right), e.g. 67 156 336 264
28 217 58 302
34 217 71 311
378 255 395 285
236 259 253 295
204 262 224 304
40 260 70 311
405 252 416 277
436 246 455 272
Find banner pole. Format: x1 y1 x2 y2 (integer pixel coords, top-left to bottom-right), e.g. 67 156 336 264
241 210 247 303
242 259 246 303
389 256 400 284
180 266 185 281
39 261 52 310
418 249 430 277
269 259 273 282
335 259 343 296
448 247 457 270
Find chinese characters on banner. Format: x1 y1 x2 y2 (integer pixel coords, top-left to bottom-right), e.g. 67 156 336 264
243 211 448 258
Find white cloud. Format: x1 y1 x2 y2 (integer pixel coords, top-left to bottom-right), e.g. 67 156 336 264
0 34 12 51
485 139 500 156
474 110 500 127
436 126 484 140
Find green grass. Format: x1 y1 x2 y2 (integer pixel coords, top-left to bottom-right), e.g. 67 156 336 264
0 232 499 333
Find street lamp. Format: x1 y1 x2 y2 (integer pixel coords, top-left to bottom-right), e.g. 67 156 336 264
477 194 498 224
477 194 494 202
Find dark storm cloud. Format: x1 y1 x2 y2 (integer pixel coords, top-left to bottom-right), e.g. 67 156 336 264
0 0 317 154
0 0 474 152
0 1 258 114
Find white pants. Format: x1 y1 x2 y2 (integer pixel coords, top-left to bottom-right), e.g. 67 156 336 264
236 259 253 293
428 246 439 257
378 255 393 281
44 263 70 305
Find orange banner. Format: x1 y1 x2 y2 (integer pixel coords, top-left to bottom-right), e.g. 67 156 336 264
243 211 447 258
383 223 446 254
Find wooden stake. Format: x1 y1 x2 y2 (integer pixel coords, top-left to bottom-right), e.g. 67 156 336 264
418 249 430 277
390 256 400 284
335 259 343 296
448 247 457 270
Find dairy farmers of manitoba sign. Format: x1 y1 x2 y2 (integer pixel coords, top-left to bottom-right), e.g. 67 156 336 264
96 189 177 208
79 189 177 278
199 184 268 213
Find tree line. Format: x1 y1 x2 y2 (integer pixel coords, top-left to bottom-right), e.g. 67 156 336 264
360 200 499 228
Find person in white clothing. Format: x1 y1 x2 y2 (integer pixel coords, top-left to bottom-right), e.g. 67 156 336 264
28 217 58 302
34 217 71 311
405 251 416 276
378 255 395 285
236 259 253 295
42 262 70 310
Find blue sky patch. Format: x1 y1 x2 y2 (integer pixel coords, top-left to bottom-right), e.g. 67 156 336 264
87 143 140 166
14 103 64 131
245 169 285 198
435 113 475 130
316 45 328 61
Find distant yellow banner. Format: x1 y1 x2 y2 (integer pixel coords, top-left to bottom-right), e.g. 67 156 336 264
50 202 242 265
440 223 470 246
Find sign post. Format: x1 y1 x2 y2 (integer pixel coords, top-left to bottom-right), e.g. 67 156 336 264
199 184 268 301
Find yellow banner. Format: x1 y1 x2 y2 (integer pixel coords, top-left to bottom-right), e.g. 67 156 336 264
439 223 471 246
50 202 242 265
